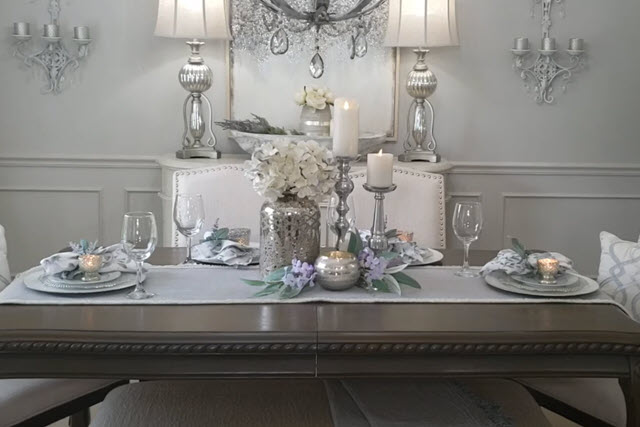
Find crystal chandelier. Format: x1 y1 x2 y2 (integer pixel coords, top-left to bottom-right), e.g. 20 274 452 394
258 0 387 78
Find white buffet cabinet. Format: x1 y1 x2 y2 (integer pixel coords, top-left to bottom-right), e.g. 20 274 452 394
157 153 453 248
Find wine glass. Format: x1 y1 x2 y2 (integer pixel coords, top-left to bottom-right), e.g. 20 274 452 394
173 194 205 263
121 212 158 299
452 201 484 278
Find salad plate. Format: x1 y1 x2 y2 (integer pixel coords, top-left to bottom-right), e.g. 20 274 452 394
24 270 135 294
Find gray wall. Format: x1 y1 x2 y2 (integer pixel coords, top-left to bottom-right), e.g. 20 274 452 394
1 0 639 274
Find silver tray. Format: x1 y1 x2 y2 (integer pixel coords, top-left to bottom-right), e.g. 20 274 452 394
484 271 598 298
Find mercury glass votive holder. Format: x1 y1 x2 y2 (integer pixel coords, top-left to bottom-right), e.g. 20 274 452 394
78 254 102 282
228 228 251 246
314 250 360 291
537 258 560 284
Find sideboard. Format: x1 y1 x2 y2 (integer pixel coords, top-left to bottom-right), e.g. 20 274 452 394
156 153 453 247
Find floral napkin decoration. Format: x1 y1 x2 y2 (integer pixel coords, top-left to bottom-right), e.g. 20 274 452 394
480 238 573 277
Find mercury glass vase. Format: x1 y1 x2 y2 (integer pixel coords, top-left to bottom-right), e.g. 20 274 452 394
259 194 321 276
299 105 331 137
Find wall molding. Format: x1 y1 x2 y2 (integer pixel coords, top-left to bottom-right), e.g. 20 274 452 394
124 187 162 213
450 161 640 177
0 155 159 169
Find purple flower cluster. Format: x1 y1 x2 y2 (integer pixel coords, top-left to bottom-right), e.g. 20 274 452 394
358 248 388 281
282 258 317 290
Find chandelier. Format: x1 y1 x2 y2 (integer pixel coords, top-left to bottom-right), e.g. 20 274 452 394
257 0 387 78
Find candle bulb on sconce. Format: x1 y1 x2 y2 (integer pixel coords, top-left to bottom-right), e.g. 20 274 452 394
542 37 556 51
569 38 584 51
73 26 90 40
43 24 60 38
514 37 529 50
13 22 30 37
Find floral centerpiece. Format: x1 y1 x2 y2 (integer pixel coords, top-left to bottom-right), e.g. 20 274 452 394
295 86 335 137
245 139 337 276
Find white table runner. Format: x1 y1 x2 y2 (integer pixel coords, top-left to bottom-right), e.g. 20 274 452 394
0 265 628 315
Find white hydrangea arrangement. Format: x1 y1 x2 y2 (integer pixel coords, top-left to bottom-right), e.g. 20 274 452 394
294 86 335 110
245 139 337 201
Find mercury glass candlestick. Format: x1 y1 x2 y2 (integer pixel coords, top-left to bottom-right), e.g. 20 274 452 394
78 254 102 282
333 156 357 249
363 183 397 254
537 258 560 284
314 250 360 291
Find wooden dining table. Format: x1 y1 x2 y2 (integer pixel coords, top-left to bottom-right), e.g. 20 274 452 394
0 248 639 425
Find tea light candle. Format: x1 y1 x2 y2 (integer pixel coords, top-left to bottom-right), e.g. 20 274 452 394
367 150 394 188
542 37 556 51
537 258 560 283
513 37 529 50
78 254 102 282
43 24 60 38
569 38 584 51
74 26 90 40
332 98 359 158
13 22 30 36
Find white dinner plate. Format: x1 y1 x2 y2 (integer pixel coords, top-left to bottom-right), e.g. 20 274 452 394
24 270 136 294
484 271 599 298
407 249 444 267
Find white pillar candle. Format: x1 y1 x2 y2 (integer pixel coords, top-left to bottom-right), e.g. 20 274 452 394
367 150 394 188
332 98 359 158
513 37 529 50
569 38 584 51
13 22 30 36
43 24 60 38
542 37 556 51
74 26 90 40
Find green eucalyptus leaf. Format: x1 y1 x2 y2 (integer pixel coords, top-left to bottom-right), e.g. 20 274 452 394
264 267 288 282
393 272 421 289
243 279 267 287
380 251 399 260
510 237 527 259
385 264 409 274
279 285 302 300
347 231 364 255
253 283 281 297
371 279 390 293
383 275 402 296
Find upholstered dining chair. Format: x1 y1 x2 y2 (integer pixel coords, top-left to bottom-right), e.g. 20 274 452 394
172 165 265 247
0 224 125 427
350 168 446 249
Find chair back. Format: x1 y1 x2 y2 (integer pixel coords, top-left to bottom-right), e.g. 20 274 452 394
172 166 265 247
350 168 446 249
0 225 11 289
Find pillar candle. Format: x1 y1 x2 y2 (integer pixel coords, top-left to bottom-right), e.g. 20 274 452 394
43 24 60 38
13 22 30 36
332 98 359 158
513 37 529 50
569 38 584 51
367 150 394 188
542 37 556 50
74 26 90 40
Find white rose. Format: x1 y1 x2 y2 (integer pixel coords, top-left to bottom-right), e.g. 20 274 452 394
316 87 326 96
325 92 335 104
294 91 306 106
305 93 327 110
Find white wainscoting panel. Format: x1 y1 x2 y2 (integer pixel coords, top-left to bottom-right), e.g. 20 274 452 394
124 188 164 244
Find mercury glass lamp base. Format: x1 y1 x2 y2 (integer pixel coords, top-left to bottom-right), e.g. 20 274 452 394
399 150 440 163
176 147 221 159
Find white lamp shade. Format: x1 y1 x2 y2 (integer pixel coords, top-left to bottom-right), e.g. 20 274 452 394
384 0 459 48
155 0 232 40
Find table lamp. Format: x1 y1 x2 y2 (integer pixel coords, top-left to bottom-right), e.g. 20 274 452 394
155 0 232 159
385 0 458 162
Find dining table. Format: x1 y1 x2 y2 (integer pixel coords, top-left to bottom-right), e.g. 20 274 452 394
0 248 639 425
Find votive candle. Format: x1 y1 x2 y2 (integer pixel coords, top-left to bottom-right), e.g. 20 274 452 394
13 22 30 36
332 98 359 158
569 38 584 51
74 26 90 40
542 37 556 51
514 37 529 50
43 24 60 38
537 258 560 283
367 150 394 188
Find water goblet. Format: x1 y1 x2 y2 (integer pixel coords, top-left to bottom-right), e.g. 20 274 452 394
173 194 205 264
452 201 484 278
121 212 158 299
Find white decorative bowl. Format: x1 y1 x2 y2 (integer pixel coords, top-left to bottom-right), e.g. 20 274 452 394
230 130 387 156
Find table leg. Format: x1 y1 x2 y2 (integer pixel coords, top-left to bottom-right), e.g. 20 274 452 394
620 357 640 427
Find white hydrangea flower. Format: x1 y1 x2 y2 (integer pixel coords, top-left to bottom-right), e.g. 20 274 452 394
294 86 335 108
244 139 337 202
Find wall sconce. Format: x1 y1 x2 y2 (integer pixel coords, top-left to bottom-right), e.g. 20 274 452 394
11 0 92 94
511 0 586 104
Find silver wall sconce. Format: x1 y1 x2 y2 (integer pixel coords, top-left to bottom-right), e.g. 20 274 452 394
11 0 92 94
511 0 586 104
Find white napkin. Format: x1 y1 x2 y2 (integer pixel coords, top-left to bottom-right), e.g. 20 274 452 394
40 243 145 280
191 240 257 266
359 230 431 264
480 249 573 277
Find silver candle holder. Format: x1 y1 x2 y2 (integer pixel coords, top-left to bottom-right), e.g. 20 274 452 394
363 183 397 254
12 0 92 94
332 156 358 249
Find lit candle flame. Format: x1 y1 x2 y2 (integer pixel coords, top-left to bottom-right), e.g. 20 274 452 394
378 149 383 155
344 101 350 110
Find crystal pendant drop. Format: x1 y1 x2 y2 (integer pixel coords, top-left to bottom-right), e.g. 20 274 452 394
270 28 289 55
309 52 324 79
354 33 368 58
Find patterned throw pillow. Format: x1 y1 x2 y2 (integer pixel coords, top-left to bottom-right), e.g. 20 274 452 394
0 225 10 290
598 231 640 320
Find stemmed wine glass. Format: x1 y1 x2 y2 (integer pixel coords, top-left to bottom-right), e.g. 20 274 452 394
173 194 205 264
452 201 484 278
121 212 158 299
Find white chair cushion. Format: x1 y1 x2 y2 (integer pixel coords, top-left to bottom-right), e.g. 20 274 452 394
0 225 11 290
598 231 640 321
172 166 265 247
0 378 118 427
518 378 626 426
92 380 333 427
351 168 446 249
